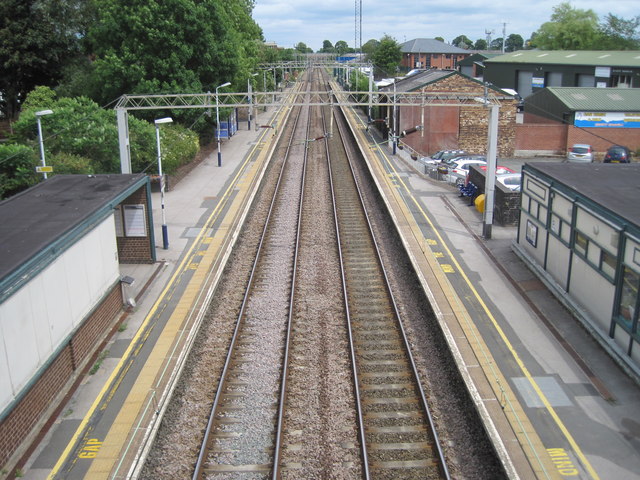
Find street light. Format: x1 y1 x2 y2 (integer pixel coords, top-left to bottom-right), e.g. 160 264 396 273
155 117 173 249
216 81 231 167
35 109 53 179
247 73 258 130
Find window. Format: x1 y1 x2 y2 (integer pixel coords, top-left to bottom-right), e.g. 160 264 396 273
612 75 631 88
618 266 639 328
574 231 588 256
601 250 617 280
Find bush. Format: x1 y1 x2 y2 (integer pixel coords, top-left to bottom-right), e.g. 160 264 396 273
11 86 200 178
0 144 39 199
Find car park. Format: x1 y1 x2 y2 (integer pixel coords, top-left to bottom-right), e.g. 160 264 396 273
566 144 593 163
603 145 632 163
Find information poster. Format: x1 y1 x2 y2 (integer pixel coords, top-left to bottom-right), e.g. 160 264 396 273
575 111 640 128
123 204 146 237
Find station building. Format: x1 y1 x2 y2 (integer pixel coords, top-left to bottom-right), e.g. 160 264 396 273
0 174 155 468
515 163 640 381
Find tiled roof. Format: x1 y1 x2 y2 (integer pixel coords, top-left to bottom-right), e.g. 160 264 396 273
400 38 468 55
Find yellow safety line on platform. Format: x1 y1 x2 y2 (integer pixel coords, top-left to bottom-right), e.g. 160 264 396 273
47 125 276 480
346 110 599 480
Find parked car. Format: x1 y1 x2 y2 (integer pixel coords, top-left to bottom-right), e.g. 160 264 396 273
496 173 522 191
440 157 487 184
603 145 631 163
567 144 594 163
421 149 467 165
464 165 516 185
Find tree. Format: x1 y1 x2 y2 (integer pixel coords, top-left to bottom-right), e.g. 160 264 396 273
474 39 488 50
599 14 640 50
452 35 472 49
0 0 88 119
531 2 600 50
361 39 380 59
504 34 524 52
490 37 504 50
320 40 334 53
335 40 349 55
372 35 401 77
85 0 262 106
434 37 445 43
295 42 312 53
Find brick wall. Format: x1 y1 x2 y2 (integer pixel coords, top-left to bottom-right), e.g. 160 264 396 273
515 123 567 154
517 113 640 158
117 186 154 264
566 126 640 159
0 283 123 473
400 74 517 157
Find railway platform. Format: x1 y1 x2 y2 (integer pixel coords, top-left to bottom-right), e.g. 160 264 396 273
20 94 640 480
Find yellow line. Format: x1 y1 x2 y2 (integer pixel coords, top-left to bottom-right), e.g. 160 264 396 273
351 114 599 480
47 126 273 479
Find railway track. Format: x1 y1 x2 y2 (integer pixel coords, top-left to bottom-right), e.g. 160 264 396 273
191 72 312 479
327 83 449 479
144 67 500 479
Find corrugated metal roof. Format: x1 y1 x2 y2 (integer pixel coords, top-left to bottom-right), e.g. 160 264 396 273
542 87 640 111
485 50 640 67
400 38 468 55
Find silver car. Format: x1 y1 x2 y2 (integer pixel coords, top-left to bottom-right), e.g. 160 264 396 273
567 144 594 163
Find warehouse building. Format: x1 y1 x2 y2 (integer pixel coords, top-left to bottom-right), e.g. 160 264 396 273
484 50 640 98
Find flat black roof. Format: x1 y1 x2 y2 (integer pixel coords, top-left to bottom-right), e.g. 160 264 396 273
524 163 640 227
0 174 147 286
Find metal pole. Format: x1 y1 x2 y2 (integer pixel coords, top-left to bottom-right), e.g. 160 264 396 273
483 104 499 239
155 124 169 249
36 116 48 180
392 80 397 155
117 108 131 174
247 77 252 130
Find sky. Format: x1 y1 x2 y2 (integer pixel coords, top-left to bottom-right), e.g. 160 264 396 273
252 0 639 51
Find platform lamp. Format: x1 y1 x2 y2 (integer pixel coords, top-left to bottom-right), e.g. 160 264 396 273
35 109 53 179
155 117 173 249
216 81 231 167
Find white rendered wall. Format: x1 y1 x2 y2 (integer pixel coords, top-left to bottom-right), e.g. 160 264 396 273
0 214 119 412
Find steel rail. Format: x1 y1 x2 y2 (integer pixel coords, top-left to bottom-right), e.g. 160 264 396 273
322 78 372 479
191 77 308 480
332 92 452 479
271 69 314 480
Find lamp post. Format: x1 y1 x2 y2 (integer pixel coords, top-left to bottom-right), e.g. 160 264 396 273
36 109 53 179
247 73 258 130
216 81 231 167
155 117 173 249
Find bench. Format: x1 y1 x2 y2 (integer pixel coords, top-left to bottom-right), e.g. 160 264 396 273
458 182 478 205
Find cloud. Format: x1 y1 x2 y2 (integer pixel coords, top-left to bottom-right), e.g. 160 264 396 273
253 0 640 51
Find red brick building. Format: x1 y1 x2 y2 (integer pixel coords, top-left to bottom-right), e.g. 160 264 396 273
400 38 470 72
377 70 518 157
